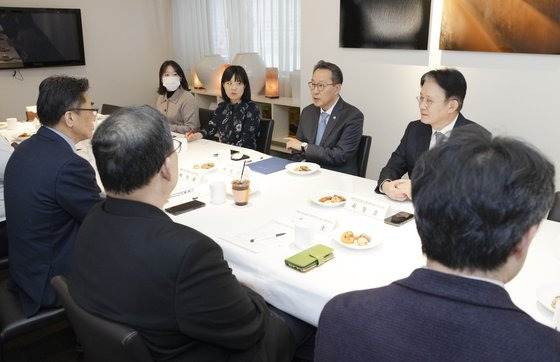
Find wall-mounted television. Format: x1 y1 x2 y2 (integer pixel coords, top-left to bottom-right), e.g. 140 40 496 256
0 7 85 69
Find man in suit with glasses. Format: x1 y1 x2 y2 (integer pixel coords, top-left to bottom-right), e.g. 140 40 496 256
376 68 483 201
5 75 102 317
285 60 364 176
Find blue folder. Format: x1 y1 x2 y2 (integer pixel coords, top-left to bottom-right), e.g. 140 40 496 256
248 157 294 175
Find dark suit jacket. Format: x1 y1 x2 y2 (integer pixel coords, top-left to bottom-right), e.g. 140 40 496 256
376 113 479 192
294 97 363 175
69 198 293 362
4 126 101 317
316 268 560 361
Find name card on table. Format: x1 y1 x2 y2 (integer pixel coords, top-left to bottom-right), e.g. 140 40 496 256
176 168 203 192
217 163 244 179
344 195 389 221
294 209 337 234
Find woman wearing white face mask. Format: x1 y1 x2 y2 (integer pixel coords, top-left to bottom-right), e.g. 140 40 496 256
155 60 200 134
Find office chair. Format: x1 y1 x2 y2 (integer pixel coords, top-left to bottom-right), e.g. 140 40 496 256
548 191 560 222
256 118 274 154
50 276 153 362
0 279 66 360
100 104 122 115
198 108 214 130
357 135 372 178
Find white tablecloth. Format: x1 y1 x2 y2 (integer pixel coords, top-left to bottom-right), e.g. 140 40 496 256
4 123 557 328
167 139 560 328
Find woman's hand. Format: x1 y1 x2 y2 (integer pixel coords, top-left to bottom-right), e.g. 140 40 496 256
187 132 203 142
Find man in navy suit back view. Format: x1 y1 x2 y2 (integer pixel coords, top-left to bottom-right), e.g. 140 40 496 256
316 126 560 361
4 75 102 317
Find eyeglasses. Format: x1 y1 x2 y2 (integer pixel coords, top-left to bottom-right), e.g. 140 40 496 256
308 82 336 92
166 139 182 157
68 108 99 117
416 96 450 109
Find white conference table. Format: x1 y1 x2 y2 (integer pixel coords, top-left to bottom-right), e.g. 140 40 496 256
3 122 558 329
166 137 560 329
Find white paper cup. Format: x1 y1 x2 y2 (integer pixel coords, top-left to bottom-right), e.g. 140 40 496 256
6 118 17 130
210 181 226 205
294 221 314 249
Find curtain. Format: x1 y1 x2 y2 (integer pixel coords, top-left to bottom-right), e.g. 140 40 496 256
171 0 300 96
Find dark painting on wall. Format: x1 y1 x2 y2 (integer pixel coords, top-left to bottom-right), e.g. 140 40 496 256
440 0 560 54
340 0 432 50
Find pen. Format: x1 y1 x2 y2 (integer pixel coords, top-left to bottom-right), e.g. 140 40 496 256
185 128 197 138
250 232 286 243
170 189 191 198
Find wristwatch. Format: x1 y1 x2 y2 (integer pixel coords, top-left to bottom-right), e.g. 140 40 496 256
301 142 308 152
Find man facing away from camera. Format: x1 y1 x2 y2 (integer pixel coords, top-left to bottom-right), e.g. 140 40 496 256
69 105 315 361
316 126 560 361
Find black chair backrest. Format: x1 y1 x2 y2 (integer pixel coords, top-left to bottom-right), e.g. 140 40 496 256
357 135 372 178
100 104 122 115
199 108 214 130
548 191 560 222
50 276 153 362
0 279 65 348
256 118 274 154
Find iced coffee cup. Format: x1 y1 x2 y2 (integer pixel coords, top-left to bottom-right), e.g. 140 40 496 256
231 179 250 206
26 106 38 122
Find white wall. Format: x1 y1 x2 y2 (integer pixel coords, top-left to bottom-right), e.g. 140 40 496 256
0 0 172 121
301 0 560 185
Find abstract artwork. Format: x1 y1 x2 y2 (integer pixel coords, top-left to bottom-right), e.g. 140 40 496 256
440 0 560 54
340 0 432 50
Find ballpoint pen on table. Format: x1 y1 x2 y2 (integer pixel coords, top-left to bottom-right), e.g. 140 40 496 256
185 128 197 138
250 233 286 243
170 189 191 198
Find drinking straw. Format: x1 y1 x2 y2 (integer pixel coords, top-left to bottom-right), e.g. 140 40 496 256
240 160 247 181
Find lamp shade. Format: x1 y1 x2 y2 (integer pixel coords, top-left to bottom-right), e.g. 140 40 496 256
231 52 266 95
196 54 227 92
265 67 279 98
192 69 203 89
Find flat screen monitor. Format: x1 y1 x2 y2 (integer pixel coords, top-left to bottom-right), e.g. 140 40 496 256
0 7 85 69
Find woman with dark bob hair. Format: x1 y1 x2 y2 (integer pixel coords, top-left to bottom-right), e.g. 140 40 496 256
187 65 260 150
155 60 200 134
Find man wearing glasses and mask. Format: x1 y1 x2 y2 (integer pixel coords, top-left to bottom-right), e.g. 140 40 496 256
5 75 102 317
375 68 484 201
285 60 364 176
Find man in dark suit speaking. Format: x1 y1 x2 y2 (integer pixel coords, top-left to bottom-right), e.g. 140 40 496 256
376 68 482 200
5 75 102 317
315 127 560 361
285 60 363 175
69 106 297 361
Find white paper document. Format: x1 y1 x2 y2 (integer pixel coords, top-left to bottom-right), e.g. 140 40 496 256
219 220 292 253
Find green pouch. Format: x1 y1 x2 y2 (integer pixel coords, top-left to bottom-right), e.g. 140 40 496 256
284 244 334 272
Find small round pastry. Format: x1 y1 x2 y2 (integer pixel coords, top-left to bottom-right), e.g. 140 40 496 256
356 236 369 246
341 231 355 244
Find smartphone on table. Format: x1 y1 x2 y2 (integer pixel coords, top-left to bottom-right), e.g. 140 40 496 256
165 200 205 215
384 211 414 227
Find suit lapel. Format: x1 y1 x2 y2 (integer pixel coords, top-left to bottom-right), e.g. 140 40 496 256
454 113 467 128
307 107 321 143
319 98 345 146
418 123 432 153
